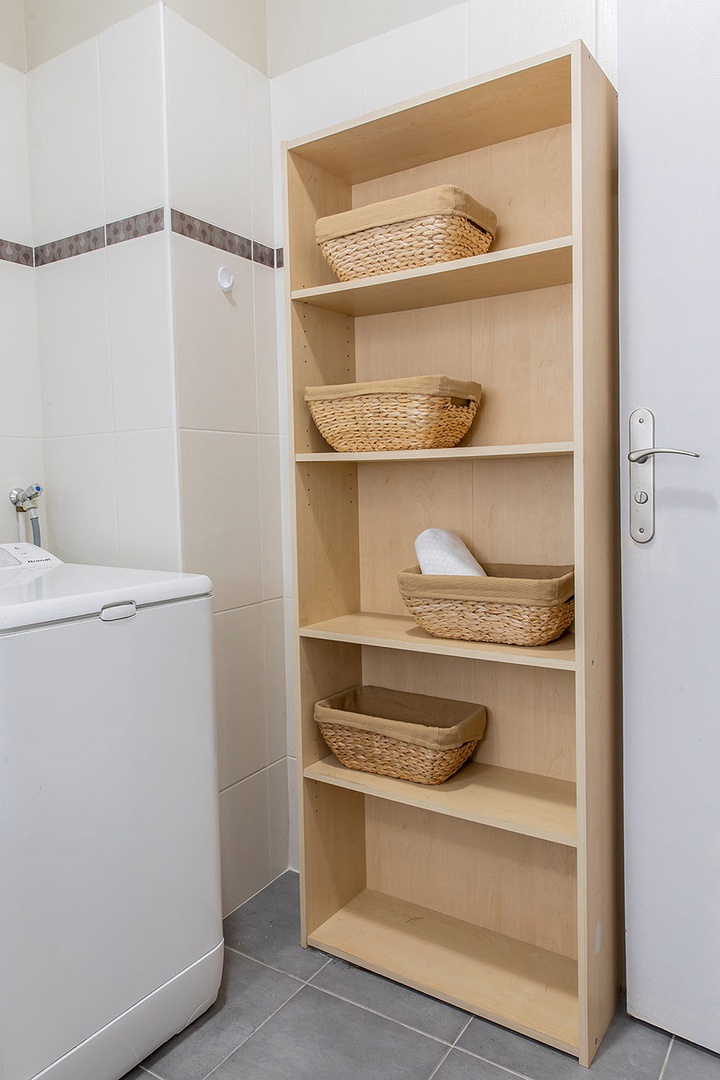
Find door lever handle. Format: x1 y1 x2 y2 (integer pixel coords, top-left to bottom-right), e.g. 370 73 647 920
628 447 700 464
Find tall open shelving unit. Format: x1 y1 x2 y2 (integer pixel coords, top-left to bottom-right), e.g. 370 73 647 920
283 43 619 1067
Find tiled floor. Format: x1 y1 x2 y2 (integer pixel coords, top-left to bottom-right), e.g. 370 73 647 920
125 872 720 1080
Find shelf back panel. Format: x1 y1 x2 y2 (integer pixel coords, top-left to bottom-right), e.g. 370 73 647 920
365 799 577 959
362 648 576 782
353 124 571 254
358 455 575 616
354 284 573 447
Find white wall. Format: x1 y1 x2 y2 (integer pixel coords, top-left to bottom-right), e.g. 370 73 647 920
164 10 287 914
270 0 618 870
0 58 43 546
27 5 179 568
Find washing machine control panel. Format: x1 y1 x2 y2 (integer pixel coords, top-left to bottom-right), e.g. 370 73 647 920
0 543 63 570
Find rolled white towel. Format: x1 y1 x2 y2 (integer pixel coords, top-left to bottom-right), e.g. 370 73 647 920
414 529 487 576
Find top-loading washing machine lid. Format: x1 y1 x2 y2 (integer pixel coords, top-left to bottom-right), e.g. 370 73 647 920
0 544 212 631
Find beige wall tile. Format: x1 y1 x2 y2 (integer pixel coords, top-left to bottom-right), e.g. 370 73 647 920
115 429 181 571
258 435 283 600
35 250 113 437
262 598 286 764
27 38 104 243
173 235 257 434
0 436 45 545
99 5 165 223
253 263 279 435
287 756 298 872
214 604 268 790
107 232 174 432
165 11 252 238
43 434 119 563
219 769 271 916
0 263 41 439
268 757 289 879
23 0 151 71
0 62 33 242
179 429 262 612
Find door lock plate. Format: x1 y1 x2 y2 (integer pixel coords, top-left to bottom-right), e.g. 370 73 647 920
629 409 655 542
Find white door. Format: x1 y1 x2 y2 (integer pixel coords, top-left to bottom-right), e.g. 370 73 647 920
620 0 720 1052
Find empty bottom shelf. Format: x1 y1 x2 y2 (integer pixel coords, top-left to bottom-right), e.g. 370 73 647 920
307 889 579 1055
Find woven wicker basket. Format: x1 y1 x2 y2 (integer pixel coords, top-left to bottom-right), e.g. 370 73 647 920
305 375 482 453
315 685 487 785
398 563 575 647
315 185 497 282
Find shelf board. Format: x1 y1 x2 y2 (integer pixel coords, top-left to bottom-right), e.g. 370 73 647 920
308 889 579 1054
291 237 573 317
304 756 577 846
296 442 574 463
299 612 576 670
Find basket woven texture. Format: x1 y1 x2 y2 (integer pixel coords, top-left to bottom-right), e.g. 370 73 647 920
319 214 493 282
398 563 575 647
305 375 481 453
315 685 487 786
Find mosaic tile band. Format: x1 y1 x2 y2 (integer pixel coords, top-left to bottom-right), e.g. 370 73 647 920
1 208 282 268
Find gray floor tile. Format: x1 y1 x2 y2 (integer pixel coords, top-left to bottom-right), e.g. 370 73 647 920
208 984 449 1080
120 1070 148 1079
432 1049 521 1079
223 871 328 980
310 957 470 1044
142 949 300 1080
458 1006 671 1080
665 1039 720 1080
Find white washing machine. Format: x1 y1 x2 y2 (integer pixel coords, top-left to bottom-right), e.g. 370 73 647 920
0 544 224 1080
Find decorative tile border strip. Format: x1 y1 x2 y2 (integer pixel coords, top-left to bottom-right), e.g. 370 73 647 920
107 208 164 246
276 248 284 269
2 208 280 269
171 209 279 268
0 239 34 266
35 227 105 266
171 209 252 259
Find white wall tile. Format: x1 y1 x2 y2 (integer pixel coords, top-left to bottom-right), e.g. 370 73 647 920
258 434 283 600
287 755 298 872
99 4 166 223
27 39 105 244
262 598 286 763
219 769 271 915
165 10 251 237
0 62 33 245
173 235 257 434
114 428 181 571
214 604 268 790
360 5 468 114
107 232 174 432
271 44 362 148
43 434 119 564
268 756 289 878
248 64 275 247
0 437 45 546
179 430 262 612
35 249 114 438
254 263 279 435
0 263 42 439
270 44 362 242
467 0 595 77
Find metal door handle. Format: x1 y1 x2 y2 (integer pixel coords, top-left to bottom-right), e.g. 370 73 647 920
629 409 700 543
628 447 700 464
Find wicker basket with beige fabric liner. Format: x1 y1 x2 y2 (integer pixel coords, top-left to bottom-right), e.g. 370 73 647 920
315 185 497 282
305 375 482 453
398 563 575 647
314 685 487 785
